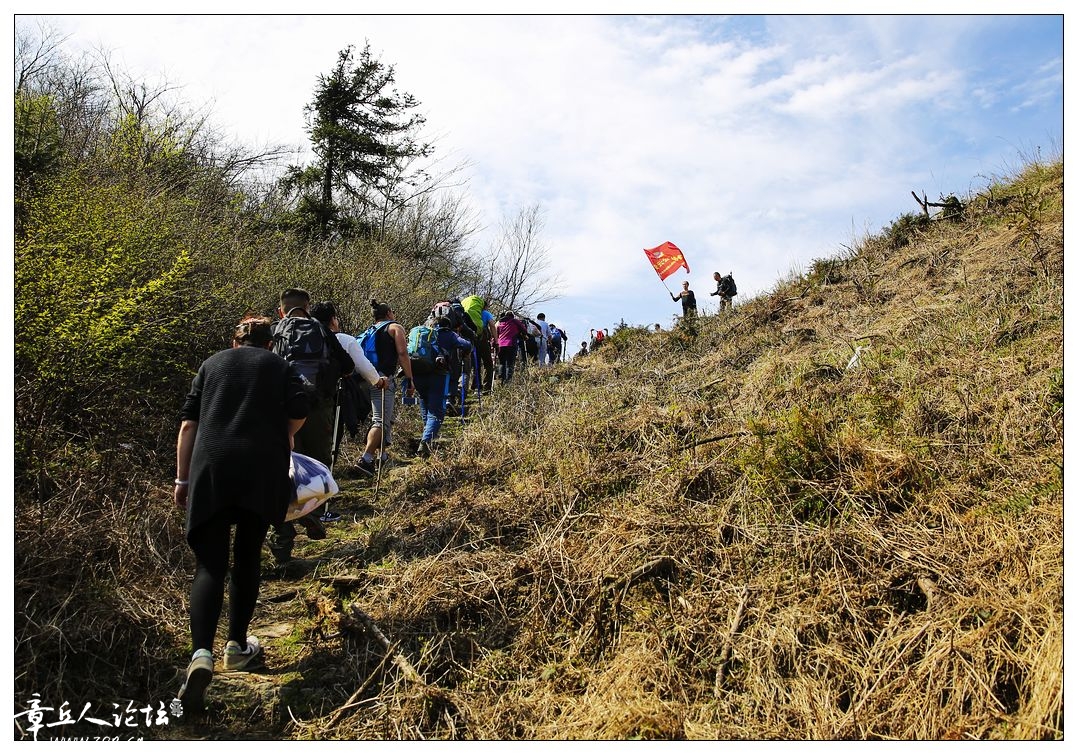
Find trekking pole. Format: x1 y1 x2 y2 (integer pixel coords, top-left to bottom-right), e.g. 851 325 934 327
474 348 482 411
374 385 386 499
330 379 343 472
459 368 467 426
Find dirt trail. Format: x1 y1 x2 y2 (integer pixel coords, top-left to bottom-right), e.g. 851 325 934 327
174 461 410 740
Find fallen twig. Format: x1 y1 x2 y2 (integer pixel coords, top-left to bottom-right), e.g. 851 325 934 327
608 556 677 594
592 557 678 658
348 605 424 685
714 587 750 695
317 575 368 591
325 647 395 729
683 429 776 449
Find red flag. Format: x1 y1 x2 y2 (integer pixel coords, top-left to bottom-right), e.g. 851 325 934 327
644 241 691 281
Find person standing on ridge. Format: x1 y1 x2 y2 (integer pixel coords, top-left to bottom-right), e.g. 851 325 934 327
549 324 564 363
711 271 738 311
174 315 308 711
672 280 698 318
536 313 552 366
520 316 541 365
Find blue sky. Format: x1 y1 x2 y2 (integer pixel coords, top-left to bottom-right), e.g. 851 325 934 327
20 9 1063 346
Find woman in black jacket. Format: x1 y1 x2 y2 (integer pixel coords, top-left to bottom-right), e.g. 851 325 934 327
174 315 308 710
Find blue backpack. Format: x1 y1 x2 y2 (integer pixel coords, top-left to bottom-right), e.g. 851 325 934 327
407 324 441 374
358 321 393 373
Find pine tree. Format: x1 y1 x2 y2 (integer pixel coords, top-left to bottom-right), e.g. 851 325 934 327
282 43 432 239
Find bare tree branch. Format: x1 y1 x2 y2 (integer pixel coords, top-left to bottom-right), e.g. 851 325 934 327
483 203 564 313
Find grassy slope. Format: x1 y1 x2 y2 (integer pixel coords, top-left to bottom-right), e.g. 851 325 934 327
20 160 1058 740
242 158 1060 740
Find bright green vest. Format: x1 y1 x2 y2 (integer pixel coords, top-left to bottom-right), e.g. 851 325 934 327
460 295 485 332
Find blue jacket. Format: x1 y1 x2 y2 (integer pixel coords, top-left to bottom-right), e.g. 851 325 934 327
436 327 473 372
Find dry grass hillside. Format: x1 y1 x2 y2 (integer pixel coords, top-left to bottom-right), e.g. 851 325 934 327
15 158 1062 741
240 158 1061 741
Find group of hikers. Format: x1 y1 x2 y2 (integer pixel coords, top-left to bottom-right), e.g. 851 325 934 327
672 270 738 319
577 328 609 357
172 287 567 711
571 270 738 358
172 271 737 709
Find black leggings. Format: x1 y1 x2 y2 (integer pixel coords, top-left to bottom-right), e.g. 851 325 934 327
186 506 270 652
498 345 518 382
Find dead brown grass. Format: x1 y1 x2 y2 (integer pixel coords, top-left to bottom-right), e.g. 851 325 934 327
298 159 1061 740
13 160 1062 740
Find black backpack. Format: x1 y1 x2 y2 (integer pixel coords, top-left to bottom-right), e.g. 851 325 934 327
272 313 336 398
429 300 477 342
722 275 738 297
338 373 370 437
455 302 477 338
429 301 459 328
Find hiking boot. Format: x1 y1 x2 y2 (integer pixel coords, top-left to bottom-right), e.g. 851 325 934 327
416 441 432 458
178 649 213 711
297 513 326 540
223 637 264 672
270 545 293 565
319 510 342 524
354 458 376 477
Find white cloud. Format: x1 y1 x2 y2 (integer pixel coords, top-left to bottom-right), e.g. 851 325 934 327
21 13 1062 344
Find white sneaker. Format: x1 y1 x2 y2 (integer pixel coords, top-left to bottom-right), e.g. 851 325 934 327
178 649 213 710
223 636 263 671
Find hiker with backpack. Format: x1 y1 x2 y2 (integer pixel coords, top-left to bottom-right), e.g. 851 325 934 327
407 316 474 456
521 317 542 364
549 324 564 363
535 313 552 366
495 310 527 383
461 295 496 392
354 300 415 477
711 271 738 311
308 302 387 471
174 315 308 710
267 288 354 563
429 300 477 417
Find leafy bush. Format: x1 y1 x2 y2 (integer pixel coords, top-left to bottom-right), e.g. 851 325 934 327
882 211 929 250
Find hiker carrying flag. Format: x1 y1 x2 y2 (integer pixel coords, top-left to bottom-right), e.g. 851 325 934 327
672 280 698 318
645 241 696 321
